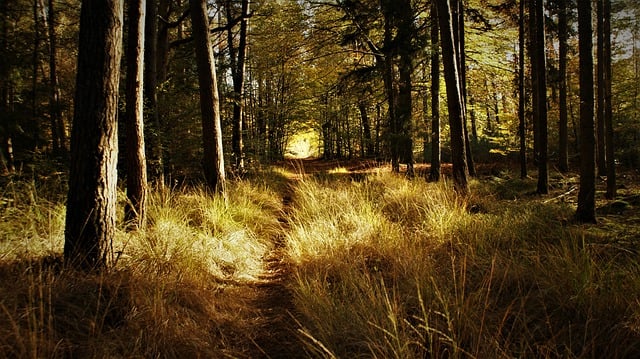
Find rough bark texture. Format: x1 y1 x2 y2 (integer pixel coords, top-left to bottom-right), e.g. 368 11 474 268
190 0 226 198
436 0 468 194
64 0 123 271
430 1 441 182
576 0 596 223
124 0 147 229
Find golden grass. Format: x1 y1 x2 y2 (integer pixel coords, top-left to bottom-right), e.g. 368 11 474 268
1 167 639 358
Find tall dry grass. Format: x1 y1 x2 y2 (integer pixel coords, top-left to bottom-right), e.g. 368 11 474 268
285 171 640 358
0 173 284 358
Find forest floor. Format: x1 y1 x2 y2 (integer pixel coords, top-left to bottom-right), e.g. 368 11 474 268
2 158 640 358
228 157 640 357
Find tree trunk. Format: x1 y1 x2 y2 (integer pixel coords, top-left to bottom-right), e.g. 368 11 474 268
47 0 66 156
533 0 548 194
64 0 123 271
604 0 615 199
32 0 41 151
190 0 226 198
436 0 468 194
124 0 147 229
430 1 441 182
358 101 373 157
518 0 527 178
144 0 164 186
396 0 415 177
596 0 606 176
558 0 568 173
228 0 249 173
576 0 596 223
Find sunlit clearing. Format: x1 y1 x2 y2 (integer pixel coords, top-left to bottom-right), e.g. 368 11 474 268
285 129 320 159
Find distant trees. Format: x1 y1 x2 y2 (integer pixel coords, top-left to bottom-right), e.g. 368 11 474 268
64 0 123 270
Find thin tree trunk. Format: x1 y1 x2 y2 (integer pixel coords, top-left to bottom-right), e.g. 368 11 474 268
576 0 596 223
430 0 441 182
228 0 249 173
519 0 527 178
396 0 415 177
190 0 226 198
32 0 41 151
534 0 548 194
604 0 615 199
124 0 147 229
47 0 66 156
65 0 123 271
358 101 373 156
596 0 606 175
436 0 468 194
558 0 568 173
144 0 164 186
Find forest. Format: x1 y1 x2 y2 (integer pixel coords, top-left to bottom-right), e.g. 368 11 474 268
1 0 640 357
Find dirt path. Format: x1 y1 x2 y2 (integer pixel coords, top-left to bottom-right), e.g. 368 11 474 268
224 175 306 358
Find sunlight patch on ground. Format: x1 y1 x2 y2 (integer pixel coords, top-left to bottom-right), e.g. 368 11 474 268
285 129 320 159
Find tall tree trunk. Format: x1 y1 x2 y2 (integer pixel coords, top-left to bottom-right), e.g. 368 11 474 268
576 0 596 223
534 0 548 194
358 100 373 156
455 0 475 177
558 0 568 173
228 0 249 173
518 0 527 178
65 0 123 271
436 0 468 194
596 0 606 175
190 0 226 198
381 6 398 172
430 1 441 182
528 0 539 166
32 0 41 151
0 0 14 173
124 0 147 229
604 0 615 199
47 0 66 156
144 0 164 186
156 0 171 84
396 0 415 177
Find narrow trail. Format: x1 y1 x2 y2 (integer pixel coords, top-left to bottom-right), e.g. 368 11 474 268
225 174 307 358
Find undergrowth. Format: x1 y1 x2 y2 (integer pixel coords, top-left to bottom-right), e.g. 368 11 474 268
285 171 640 358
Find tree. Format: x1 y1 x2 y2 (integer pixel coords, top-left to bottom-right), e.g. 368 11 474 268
46 0 67 156
430 0 441 182
436 0 468 194
604 0 615 199
533 0 548 194
557 0 569 173
518 0 527 178
576 0 596 223
227 0 250 174
596 0 606 175
144 0 164 186
190 0 226 197
64 0 123 270
124 0 147 229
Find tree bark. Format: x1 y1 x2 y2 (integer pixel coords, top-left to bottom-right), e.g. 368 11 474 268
436 0 468 194
519 0 527 178
604 0 615 199
596 0 606 176
190 0 227 198
358 100 373 157
124 0 148 229
395 0 415 177
430 0 441 182
228 0 249 173
576 0 596 223
533 0 548 194
64 0 123 271
144 0 164 186
558 0 568 173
